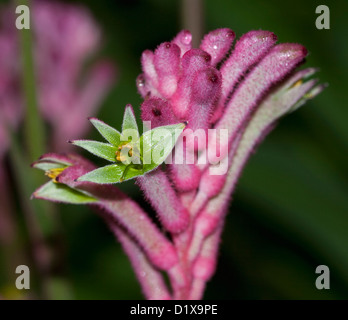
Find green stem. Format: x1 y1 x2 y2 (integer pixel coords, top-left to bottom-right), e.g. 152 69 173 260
11 1 73 299
14 0 59 241
15 0 45 160
9 131 74 300
8 131 50 299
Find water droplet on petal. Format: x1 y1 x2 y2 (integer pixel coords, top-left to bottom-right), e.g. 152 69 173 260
137 74 145 87
182 30 192 45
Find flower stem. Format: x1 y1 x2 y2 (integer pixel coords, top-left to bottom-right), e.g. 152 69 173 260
8 131 50 298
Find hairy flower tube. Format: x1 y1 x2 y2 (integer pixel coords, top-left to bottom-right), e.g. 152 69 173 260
32 28 325 300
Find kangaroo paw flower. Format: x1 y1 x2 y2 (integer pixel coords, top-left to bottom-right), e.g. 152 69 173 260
32 27 325 300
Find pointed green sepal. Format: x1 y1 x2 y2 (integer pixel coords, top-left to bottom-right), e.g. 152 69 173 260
33 181 97 204
89 117 121 146
77 163 128 184
141 123 185 172
122 105 139 141
71 140 117 162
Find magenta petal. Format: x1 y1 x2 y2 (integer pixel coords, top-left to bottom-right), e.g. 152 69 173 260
154 42 181 98
221 30 278 100
169 136 202 192
189 225 223 299
109 223 172 300
55 163 93 186
171 49 211 119
36 153 75 166
172 30 192 57
170 162 201 192
141 50 160 97
188 67 222 132
181 48 212 73
200 28 235 67
191 68 322 268
137 169 189 233
211 30 277 123
99 200 178 270
192 224 222 281
141 97 179 128
209 43 308 162
199 171 226 198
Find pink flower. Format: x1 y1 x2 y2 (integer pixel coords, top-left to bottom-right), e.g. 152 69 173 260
33 28 325 300
136 28 325 298
137 29 324 194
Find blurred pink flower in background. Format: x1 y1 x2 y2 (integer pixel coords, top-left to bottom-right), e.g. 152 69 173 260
0 22 21 158
0 0 115 260
0 0 115 157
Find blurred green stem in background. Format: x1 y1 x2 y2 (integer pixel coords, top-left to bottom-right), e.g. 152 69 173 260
14 0 59 238
9 0 73 299
9 132 73 299
8 131 50 298
15 0 45 160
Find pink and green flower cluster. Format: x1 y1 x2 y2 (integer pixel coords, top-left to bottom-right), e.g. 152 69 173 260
32 28 325 299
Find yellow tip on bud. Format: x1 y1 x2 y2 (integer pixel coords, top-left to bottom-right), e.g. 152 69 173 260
45 168 65 183
291 79 303 88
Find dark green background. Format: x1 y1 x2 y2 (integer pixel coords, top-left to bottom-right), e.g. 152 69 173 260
2 0 348 299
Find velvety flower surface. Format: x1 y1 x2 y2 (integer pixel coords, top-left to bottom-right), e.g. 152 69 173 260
33 28 325 300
